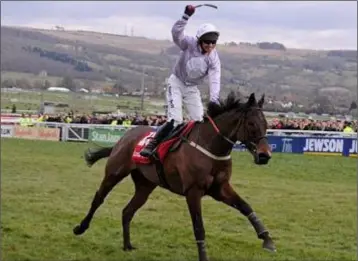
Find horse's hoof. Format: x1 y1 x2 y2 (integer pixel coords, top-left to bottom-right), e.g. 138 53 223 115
73 225 87 235
84 150 94 167
123 245 137 251
262 238 276 252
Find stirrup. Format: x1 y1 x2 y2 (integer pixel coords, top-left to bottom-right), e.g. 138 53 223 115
140 142 157 157
139 148 154 157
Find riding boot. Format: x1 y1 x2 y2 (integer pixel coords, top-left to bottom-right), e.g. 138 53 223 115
139 120 175 157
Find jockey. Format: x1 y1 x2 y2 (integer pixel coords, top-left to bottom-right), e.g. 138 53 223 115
140 4 222 158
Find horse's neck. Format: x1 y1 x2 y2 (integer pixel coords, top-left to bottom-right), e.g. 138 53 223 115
193 114 237 157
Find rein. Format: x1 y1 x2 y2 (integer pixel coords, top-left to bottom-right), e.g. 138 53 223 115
205 113 265 153
184 111 268 161
206 115 236 145
181 114 235 161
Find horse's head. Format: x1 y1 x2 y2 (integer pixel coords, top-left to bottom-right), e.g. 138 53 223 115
237 93 271 165
206 91 271 165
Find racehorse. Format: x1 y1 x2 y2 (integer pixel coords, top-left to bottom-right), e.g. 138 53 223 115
73 92 276 261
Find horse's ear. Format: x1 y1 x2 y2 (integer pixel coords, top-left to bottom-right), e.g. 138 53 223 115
247 93 256 107
258 94 265 108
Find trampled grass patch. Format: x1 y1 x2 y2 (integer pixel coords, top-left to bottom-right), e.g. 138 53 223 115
1 138 356 261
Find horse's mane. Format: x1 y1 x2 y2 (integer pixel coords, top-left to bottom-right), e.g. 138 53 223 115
206 91 245 118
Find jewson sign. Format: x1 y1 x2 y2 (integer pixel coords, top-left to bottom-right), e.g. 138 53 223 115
303 138 343 155
234 136 357 157
302 137 356 157
348 139 357 156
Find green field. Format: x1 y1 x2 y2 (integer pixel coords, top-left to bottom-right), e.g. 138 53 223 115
1 138 356 261
1 89 166 114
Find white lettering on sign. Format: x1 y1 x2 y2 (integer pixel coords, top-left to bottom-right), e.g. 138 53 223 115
92 131 122 143
281 138 293 153
349 139 357 154
303 138 343 153
269 144 276 151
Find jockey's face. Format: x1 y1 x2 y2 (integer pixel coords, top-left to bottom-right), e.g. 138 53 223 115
200 40 217 54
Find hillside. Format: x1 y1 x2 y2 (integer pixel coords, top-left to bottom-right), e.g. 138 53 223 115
1 25 357 113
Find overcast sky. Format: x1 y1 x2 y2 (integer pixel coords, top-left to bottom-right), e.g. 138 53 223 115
1 1 357 50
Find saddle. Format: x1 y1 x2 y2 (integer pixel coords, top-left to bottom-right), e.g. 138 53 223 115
132 121 197 188
154 121 194 158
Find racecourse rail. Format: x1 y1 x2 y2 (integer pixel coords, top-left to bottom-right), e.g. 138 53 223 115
1 122 357 157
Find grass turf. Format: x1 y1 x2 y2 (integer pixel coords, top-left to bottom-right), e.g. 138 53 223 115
1 138 356 261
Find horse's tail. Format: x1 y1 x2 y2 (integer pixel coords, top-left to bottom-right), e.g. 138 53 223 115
84 146 113 167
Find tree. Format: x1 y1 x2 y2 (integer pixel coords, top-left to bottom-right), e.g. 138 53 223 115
113 81 127 95
61 76 76 91
33 80 44 89
15 78 32 89
1 79 15 88
103 85 113 94
349 101 357 111
314 94 334 114
82 80 94 92
32 79 51 90
351 109 358 118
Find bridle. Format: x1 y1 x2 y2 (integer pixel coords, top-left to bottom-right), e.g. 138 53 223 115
205 110 268 154
205 114 236 146
183 109 268 161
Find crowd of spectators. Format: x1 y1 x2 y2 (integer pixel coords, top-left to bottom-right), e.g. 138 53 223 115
40 113 168 126
269 118 357 132
20 112 357 133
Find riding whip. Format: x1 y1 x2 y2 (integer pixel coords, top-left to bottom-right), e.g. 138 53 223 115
194 3 218 9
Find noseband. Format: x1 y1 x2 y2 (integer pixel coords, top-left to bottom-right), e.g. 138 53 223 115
242 136 268 154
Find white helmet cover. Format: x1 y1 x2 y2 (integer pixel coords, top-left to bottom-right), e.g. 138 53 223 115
196 23 220 39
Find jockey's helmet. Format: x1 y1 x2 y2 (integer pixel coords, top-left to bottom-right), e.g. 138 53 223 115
196 23 220 42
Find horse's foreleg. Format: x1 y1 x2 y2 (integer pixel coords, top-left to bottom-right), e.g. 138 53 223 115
73 171 126 235
209 182 276 252
122 169 157 251
185 188 209 261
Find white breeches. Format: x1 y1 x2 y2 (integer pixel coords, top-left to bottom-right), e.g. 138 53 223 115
166 74 204 126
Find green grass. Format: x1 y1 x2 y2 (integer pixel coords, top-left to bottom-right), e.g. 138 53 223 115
1 71 166 114
1 138 356 261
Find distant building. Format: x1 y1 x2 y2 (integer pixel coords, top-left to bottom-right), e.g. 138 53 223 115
47 87 71 92
79 88 89 93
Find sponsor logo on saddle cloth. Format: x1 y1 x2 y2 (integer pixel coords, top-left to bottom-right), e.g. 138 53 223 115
132 131 156 164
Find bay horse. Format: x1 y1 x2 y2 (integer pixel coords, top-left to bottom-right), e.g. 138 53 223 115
73 92 276 261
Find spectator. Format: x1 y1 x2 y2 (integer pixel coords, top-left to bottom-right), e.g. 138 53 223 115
34 112 356 133
343 122 354 133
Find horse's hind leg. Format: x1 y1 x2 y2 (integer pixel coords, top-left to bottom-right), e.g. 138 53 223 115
73 167 129 236
208 182 276 252
122 169 157 251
